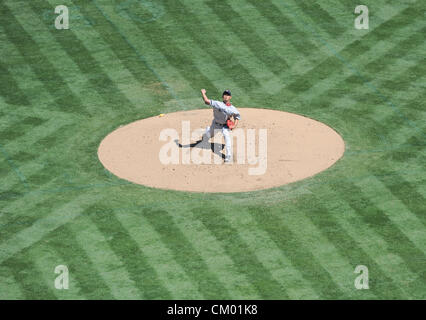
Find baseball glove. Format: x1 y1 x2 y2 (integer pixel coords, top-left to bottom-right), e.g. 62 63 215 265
226 119 235 130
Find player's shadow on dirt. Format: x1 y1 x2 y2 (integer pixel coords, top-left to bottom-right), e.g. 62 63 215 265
174 139 226 160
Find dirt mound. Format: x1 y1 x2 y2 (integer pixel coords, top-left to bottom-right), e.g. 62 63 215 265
98 108 345 193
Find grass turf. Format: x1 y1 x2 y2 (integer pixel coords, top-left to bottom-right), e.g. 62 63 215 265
0 0 424 299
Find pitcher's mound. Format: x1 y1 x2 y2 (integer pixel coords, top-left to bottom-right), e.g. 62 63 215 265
98 108 344 193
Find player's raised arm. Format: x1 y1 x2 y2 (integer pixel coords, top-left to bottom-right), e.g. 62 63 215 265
201 89 210 105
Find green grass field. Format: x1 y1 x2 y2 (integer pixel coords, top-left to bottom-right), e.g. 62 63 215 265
0 0 425 299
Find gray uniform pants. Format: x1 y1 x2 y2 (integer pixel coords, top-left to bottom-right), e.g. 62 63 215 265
203 120 232 161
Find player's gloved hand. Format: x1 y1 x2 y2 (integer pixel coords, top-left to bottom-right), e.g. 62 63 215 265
227 119 235 130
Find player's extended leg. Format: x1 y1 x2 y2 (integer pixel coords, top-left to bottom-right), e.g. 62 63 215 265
222 127 232 162
202 119 217 141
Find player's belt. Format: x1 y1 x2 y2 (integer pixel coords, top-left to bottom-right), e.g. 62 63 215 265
215 121 226 126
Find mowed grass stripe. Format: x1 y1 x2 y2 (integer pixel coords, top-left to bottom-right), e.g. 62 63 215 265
249 203 360 297
0 109 124 210
0 61 30 106
0 122 27 143
0 265 25 299
0 144 30 191
318 182 423 297
115 210 204 299
277 2 423 98
0 148 72 204
5 0 135 118
281 0 416 51
0 151 128 208
299 68 424 138
293 59 424 153
248 206 346 299
305 0 357 38
0 157 20 192
26 0 136 114
74 0 181 103
311 67 424 142
375 63 426 111
107 0 220 97
0 165 64 210
204 0 289 77
0 192 104 265
0 121 72 172
1 115 70 151
77 0 190 105
355 176 426 251
216 205 322 299
0 111 48 151
0 196 66 245
86 205 172 299
0 105 49 144
221 0 310 73
143 2 248 100
314 0 409 48
289 0 346 38
350 0 415 29
365 54 425 112
0 122 99 207
191 206 288 299
140 208 232 299
386 76 426 113
44 225 114 299
376 172 425 226
0 4 99 117
332 181 426 280
44 0 160 115
147 203 263 299
68 214 143 299
0 2 87 115
161 0 261 93
294 22 425 108
0 33 50 108
0 97 80 125
370 131 425 176
347 91 423 156
366 82 425 140
294 87 422 158
371 152 425 179
26 240 82 299
207 0 293 95
1 252 57 299
332 83 425 142
178 0 287 101
0 185 25 207
0 109 34 128
245 0 319 59
294 194 409 298
363 28 426 79
262 1 415 110
0 122 76 197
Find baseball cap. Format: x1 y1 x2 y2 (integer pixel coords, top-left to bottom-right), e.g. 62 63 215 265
222 89 232 96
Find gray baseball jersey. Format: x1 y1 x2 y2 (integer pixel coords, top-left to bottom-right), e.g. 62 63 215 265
209 100 241 124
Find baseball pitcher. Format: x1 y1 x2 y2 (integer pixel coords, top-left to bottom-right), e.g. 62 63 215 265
200 89 241 163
